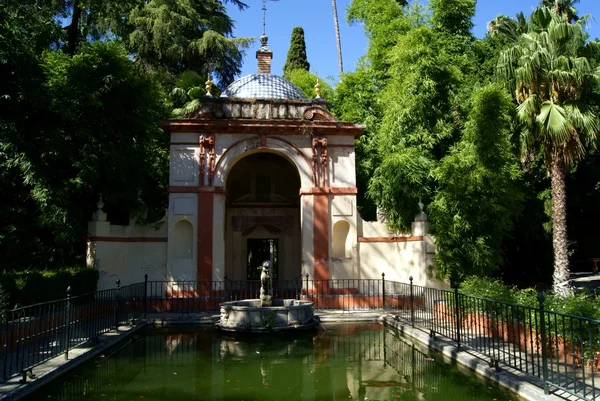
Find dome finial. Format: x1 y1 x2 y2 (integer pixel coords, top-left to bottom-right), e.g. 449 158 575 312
315 78 322 98
205 73 213 97
260 34 269 50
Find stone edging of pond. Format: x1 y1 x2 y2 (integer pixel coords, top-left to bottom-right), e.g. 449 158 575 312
380 314 570 401
0 323 149 401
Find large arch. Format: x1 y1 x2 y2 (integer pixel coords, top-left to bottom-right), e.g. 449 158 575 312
222 151 303 282
213 137 313 189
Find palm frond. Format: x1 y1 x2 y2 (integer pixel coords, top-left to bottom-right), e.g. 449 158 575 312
537 101 570 144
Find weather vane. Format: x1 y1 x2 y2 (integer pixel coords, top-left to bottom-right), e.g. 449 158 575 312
262 0 279 37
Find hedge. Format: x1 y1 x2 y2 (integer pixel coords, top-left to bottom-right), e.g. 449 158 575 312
0 267 99 309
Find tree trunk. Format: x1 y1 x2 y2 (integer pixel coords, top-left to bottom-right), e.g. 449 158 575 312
67 0 82 55
331 0 343 80
550 153 572 297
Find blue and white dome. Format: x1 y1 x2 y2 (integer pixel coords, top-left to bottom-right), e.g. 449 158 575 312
221 73 307 101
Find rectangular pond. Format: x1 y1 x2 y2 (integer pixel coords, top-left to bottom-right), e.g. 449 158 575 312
23 323 519 401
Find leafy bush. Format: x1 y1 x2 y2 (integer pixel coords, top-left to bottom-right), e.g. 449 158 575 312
460 276 600 319
0 267 99 309
459 276 600 348
459 276 517 304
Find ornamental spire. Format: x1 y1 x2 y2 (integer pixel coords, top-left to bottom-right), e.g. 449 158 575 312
257 0 277 74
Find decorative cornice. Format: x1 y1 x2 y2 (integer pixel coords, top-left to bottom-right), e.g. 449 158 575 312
161 119 364 137
87 237 168 243
299 187 358 195
303 106 337 122
168 186 227 194
358 236 424 243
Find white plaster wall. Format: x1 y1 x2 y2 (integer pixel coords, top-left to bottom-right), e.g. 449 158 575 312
170 133 200 143
329 148 356 187
167 193 198 282
358 241 422 283
357 218 446 288
169 146 199 186
87 221 168 290
327 136 355 146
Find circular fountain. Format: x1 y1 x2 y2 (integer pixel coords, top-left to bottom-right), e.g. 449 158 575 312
216 261 319 333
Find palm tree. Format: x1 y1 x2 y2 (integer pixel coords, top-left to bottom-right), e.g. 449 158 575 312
541 0 579 22
331 0 343 80
497 6 600 296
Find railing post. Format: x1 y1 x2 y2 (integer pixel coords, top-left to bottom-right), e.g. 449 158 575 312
453 281 461 349
409 276 414 327
115 278 121 332
381 273 386 311
538 291 549 395
143 274 148 319
64 286 72 360
305 273 309 301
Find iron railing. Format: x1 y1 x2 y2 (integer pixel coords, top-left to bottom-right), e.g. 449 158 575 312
384 278 600 401
1 274 600 400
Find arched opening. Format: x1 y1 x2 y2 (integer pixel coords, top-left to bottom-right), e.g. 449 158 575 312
225 152 301 282
332 221 350 259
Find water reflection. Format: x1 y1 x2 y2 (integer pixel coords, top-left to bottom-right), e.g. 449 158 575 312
28 324 516 401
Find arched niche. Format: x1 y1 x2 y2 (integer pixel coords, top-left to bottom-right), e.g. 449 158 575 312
173 220 193 259
332 221 350 259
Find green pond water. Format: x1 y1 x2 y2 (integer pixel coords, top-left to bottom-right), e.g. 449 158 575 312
25 324 519 401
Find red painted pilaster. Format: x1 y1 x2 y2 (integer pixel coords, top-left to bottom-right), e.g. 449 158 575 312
198 192 214 282
313 194 330 281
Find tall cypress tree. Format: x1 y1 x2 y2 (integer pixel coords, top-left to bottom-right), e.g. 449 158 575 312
283 27 310 76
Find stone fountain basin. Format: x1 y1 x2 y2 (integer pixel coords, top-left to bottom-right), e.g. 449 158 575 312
216 299 319 333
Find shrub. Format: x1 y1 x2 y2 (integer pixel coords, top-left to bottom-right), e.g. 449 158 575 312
0 266 99 309
459 276 600 350
459 276 517 304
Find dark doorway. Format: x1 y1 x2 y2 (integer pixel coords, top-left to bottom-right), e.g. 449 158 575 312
247 239 278 280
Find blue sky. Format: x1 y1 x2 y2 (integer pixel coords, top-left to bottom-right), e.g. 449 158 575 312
226 0 600 84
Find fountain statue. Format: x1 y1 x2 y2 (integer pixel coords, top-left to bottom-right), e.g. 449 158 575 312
260 261 273 307
216 261 319 333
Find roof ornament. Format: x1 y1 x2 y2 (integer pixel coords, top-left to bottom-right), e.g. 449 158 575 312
205 73 213 97
315 78 322 99
260 0 278 51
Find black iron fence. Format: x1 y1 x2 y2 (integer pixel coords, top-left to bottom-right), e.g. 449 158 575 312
1 275 599 400
384 278 600 401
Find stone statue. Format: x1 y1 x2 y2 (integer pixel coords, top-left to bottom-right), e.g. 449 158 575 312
259 260 272 307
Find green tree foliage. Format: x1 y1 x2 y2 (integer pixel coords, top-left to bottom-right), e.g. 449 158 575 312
1 41 169 270
283 27 310 77
497 5 600 296
369 23 472 231
128 0 252 85
429 0 475 38
285 69 332 99
0 0 248 270
347 0 419 81
429 86 523 278
339 0 525 279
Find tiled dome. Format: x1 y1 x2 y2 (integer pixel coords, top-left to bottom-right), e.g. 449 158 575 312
221 74 307 101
